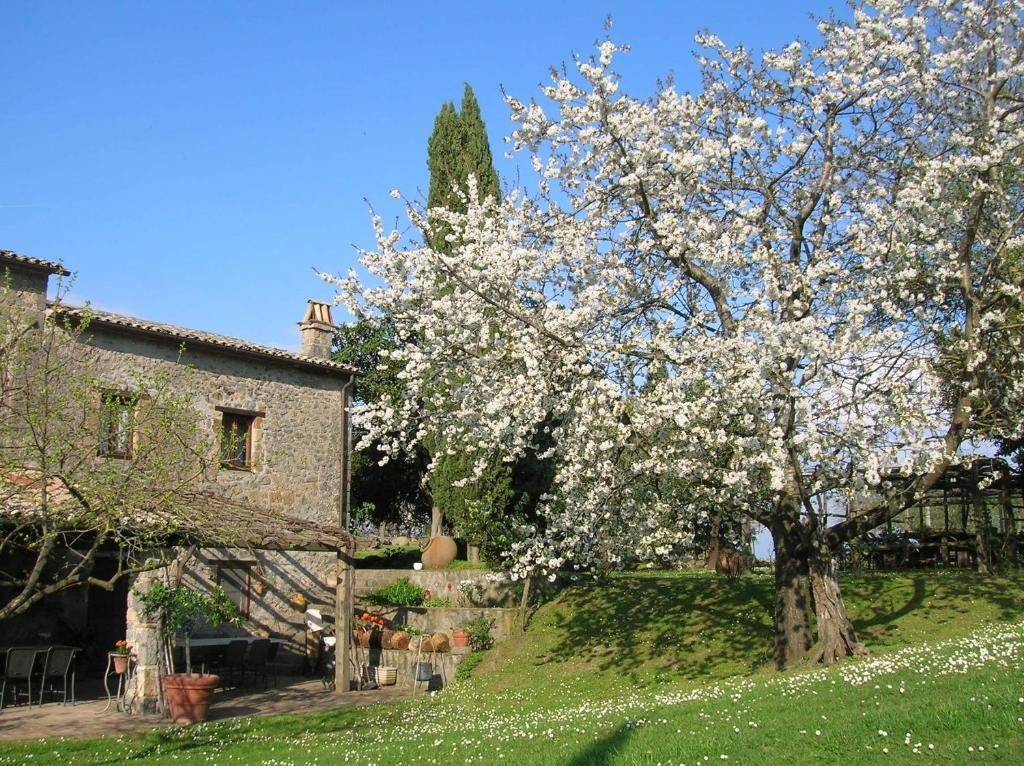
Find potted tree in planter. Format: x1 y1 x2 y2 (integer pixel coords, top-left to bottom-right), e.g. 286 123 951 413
138 580 241 725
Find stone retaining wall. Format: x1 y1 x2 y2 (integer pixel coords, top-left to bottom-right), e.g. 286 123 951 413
354 646 468 690
355 568 516 607
355 604 519 642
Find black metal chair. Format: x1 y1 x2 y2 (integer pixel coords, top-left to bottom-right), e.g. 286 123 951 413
38 646 76 706
244 638 271 689
0 647 40 709
217 639 248 688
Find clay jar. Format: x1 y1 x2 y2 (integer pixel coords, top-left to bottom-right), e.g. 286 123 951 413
420 535 457 569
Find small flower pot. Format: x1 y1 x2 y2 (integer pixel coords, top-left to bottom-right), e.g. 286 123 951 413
161 673 220 725
112 654 130 674
452 629 470 648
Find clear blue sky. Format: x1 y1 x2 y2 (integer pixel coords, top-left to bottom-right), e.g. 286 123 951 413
3 0 836 351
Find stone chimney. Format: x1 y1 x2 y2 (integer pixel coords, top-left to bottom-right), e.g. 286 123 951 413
299 300 336 360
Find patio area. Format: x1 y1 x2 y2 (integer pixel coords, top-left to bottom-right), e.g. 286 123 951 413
0 675 407 742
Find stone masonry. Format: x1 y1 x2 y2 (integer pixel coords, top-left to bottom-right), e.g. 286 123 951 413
1 251 356 712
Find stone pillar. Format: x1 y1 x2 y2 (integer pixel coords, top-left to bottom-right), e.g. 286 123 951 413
126 567 167 714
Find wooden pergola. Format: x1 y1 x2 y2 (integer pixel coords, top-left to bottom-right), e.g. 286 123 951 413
2 483 358 695
167 492 358 694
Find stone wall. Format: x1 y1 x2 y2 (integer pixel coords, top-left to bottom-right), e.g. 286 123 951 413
81 328 347 533
179 547 337 670
82 329 352 705
2 257 353 712
356 604 520 643
2 264 49 311
355 568 516 607
355 646 467 690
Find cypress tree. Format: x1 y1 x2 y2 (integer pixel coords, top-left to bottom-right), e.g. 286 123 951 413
458 85 500 204
425 84 500 254
426 101 464 254
423 85 512 554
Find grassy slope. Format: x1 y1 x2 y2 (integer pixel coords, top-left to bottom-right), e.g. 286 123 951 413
1 571 1022 765
475 569 1024 696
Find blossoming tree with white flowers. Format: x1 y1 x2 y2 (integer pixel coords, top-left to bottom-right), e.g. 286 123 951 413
329 0 1024 668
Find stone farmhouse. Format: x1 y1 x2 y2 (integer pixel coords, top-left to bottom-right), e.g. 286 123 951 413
0 250 358 706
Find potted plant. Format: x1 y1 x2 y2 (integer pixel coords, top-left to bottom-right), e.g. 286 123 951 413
451 627 471 648
111 639 131 674
137 581 241 725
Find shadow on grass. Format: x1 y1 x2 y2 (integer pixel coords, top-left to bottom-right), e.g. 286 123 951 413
562 722 632 766
846 570 1024 637
119 707 368 762
536 573 776 684
528 569 1024 686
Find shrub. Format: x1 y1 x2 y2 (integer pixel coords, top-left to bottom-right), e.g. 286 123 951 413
364 577 425 607
455 650 485 681
462 615 495 651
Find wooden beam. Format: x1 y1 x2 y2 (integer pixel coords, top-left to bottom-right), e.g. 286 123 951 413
334 547 354 693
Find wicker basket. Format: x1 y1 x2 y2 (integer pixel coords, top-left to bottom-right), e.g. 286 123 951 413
367 665 398 686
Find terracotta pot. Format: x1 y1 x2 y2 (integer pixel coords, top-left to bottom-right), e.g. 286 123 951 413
112 654 129 674
162 673 220 725
420 535 457 569
451 629 470 648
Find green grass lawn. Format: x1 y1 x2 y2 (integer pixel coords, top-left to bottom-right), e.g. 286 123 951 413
2 570 1022 765
354 544 489 570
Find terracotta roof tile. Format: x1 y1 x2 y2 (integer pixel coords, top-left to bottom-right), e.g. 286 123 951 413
0 249 70 276
51 304 358 376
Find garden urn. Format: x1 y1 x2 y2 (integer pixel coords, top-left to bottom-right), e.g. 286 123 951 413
421 535 457 569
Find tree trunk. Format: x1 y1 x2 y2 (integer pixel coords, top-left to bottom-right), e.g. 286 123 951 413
770 519 812 669
517 575 532 635
430 504 444 539
706 509 723 570
808 538 866 665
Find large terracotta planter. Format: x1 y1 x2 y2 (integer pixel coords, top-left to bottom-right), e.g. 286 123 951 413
421 535 457 569
452 629 470 648
162 673 220 725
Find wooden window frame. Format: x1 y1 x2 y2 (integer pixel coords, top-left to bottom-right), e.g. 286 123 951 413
217 407 262 471
98 391 135 459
